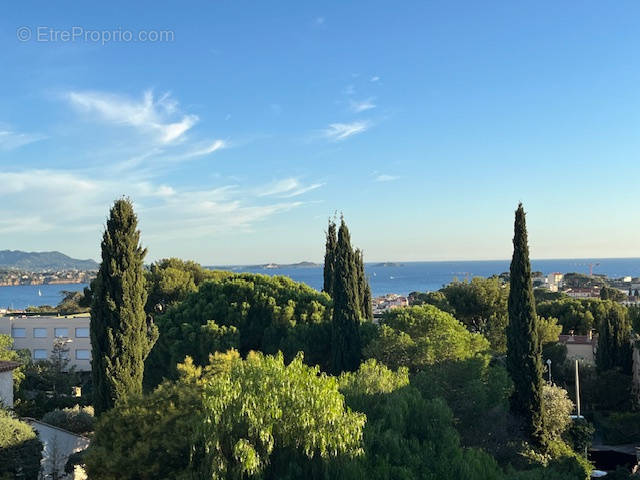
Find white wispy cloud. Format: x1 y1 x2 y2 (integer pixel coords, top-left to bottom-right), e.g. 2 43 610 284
0 169 320 245
258 178 324 198
67 90 198 144
0 128 45 150
349 97 376 113
374 174 400 182
183 139 227 158
370 76 380 82
323 121 370 141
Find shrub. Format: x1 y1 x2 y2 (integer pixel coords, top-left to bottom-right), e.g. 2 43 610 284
542 384 574 441
594 411 640 445
562 418 594 454
42 405 95 434
0 409 43 480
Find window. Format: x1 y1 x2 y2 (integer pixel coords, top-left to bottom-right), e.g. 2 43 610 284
75 349 90 360
33 328 47 338
75 327 89 338
54 327 69 338
33 349 47 360
11 327 26 338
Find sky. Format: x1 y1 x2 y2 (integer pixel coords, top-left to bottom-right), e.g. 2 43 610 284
1 1 639 264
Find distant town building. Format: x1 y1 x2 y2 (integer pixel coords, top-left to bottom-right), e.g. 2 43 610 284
0 360 20 408
0 315 91 371
564 287 600 299
558 331 597 365
372 294 408 316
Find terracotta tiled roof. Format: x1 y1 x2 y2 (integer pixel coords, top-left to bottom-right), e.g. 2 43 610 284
0 360 21 372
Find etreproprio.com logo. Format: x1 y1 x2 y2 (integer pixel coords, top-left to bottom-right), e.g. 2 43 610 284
17 26 174 45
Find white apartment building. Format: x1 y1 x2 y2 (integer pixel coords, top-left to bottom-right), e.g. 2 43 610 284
0 315 91 371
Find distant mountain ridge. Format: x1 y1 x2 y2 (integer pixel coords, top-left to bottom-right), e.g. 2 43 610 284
0 250 98 271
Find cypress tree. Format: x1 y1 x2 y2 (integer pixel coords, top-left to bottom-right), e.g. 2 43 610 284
355 249 373 321
506 203 545 445
331 219 362 373
323 219 337 297
596 302 632 374
91 198 158 414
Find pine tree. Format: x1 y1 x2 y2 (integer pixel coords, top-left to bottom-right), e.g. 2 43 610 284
323 219 337 297
90 198 158 414
596 302 632 374
355 249 373 321
331 219 362 373
506 203 545 445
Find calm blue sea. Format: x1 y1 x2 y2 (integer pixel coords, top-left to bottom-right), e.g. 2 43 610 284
0 283 87 311
2 258 640 309
219 258 640 298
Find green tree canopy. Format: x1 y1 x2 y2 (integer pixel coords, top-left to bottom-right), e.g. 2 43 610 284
506 204 545 446
596 301 632 374
364 304 490 371
0 334 25 389
336 360 505 480
440 276 509 352
331 219 362 374
0 410 43 480
86 351 364 480
145 273 333 387
536 298 617 335
90 198 158 414
145 258 229 313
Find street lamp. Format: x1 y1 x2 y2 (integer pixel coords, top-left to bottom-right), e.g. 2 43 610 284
546 358 552 383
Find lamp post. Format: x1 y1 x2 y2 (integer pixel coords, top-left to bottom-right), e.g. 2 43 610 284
546 358 552 383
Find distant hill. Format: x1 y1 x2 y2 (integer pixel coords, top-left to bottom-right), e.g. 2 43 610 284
0 250 98 271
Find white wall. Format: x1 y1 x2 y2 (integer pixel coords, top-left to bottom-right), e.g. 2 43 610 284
28 420 90 479
0 370 13 408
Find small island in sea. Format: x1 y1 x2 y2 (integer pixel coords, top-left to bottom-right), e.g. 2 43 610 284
374 262 405 267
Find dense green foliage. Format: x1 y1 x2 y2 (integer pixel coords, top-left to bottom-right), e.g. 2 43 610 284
537 297 618 335
440 277 509 352
600 286 627 302
542 385 574 442
0 334 25 389
145 273 332 386
364 304 489 371
0 410 43 480
596 302 632 373
337 360 506 480
41 405 95 434
506 204 545 446
322 219 337 297
593 411 640 445
90 198 158 414
86 351 364 480
412 356 514 457
331 219 363 373
562 418 595 454
145 258 229 312
14 338 93 419
355 249 373 321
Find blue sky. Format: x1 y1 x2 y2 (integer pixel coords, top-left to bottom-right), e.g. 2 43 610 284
1 1 639 264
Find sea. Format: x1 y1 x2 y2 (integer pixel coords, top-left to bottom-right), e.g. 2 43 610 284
2 258 640 310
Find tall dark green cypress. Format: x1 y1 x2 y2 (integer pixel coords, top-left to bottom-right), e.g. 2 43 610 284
506 203 545 445
91 198 158 414
596 302 632 374
323 219 337 297
331 219 362 373
355 249 373 321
